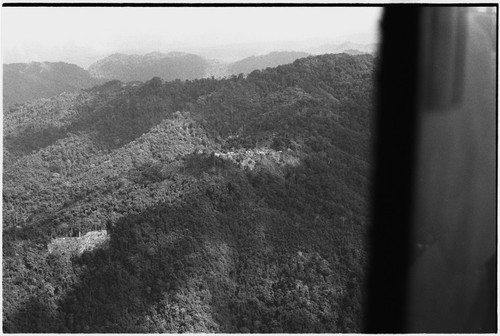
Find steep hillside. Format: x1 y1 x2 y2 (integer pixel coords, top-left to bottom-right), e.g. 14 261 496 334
228 51 310 76
3 62 102 111
3 53 374 333
88 52 209 82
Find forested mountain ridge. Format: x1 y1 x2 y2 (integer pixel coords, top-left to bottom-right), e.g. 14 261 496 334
3 53 375 333
3 61 103 111
2 49 369 111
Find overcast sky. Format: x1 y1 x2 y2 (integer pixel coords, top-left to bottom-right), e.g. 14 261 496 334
2 6 382 68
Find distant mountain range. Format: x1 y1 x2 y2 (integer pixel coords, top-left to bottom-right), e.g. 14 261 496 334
228 51 310 76
313 41 378 55
87 51 208 82
3 42 378 110
3 62 103 111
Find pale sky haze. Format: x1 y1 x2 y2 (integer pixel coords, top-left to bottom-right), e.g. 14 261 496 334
2 6 382 68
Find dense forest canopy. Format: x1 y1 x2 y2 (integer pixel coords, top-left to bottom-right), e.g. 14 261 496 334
3 53 375 333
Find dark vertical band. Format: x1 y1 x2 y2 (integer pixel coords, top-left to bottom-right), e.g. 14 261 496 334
364 6 421 333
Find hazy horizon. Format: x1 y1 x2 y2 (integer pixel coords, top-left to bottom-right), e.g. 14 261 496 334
2 6 381 68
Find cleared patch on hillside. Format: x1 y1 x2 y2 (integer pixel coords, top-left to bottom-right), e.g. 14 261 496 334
214 147 300 174
48 230 109 257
